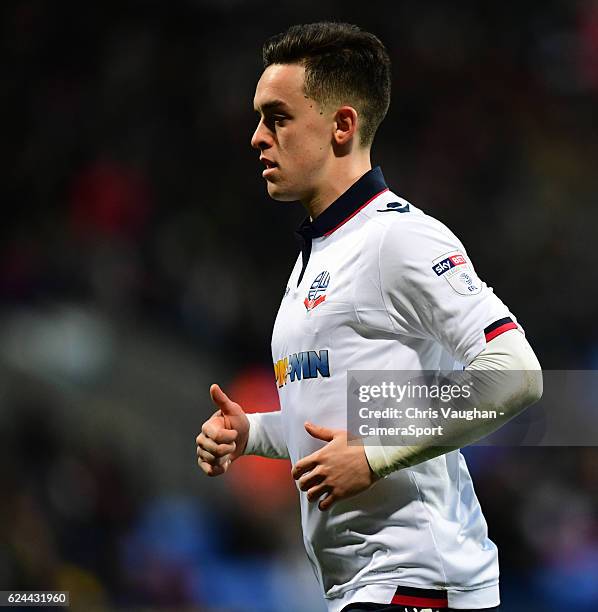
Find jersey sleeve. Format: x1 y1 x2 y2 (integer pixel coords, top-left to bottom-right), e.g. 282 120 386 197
378 214 519 365
245 411 289 459
364 328 543 477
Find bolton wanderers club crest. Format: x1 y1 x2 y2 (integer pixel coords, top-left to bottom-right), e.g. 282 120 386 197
304 271 330 311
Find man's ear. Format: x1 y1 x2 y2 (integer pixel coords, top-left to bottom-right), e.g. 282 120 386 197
333 106 359 146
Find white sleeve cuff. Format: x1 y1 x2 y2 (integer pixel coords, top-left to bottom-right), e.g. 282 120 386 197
245 411 289 459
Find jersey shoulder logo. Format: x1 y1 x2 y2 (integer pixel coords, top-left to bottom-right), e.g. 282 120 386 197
304 271 330 311
376 201 410 213
432 250 482 295
433 253 467 276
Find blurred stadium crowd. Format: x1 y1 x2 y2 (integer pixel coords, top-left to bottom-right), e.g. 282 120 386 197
1 0 597 610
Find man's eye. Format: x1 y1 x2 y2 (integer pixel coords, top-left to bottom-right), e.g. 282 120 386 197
260 115 288 130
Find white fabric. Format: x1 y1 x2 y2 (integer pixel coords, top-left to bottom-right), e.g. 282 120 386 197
364 328 542 477
242 189 537 609
245 410 289 459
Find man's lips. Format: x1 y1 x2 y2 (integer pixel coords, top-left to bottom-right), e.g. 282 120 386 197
260 157 278 178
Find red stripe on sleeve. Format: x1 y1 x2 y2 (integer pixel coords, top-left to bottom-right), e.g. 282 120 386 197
485 321 518 342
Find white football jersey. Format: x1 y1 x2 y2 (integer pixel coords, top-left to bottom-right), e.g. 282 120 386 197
249 167 518 610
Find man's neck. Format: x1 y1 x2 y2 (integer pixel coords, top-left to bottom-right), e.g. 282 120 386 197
302 156 372 220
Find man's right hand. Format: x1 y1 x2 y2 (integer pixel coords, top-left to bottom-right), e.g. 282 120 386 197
196 384 250 477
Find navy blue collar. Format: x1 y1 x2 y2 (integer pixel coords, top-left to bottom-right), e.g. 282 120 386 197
293 166 388 286
295 166 388 240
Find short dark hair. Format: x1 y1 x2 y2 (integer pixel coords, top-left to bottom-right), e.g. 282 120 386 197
262 22 391 147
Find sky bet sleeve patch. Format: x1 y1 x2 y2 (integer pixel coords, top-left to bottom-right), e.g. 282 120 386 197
432 250 482 296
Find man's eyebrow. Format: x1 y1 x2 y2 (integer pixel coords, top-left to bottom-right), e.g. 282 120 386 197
254 100 291 114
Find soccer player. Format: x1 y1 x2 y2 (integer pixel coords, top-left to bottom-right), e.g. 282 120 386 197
196 23 542 612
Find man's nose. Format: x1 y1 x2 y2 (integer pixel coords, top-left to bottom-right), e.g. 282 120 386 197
251 120 270 150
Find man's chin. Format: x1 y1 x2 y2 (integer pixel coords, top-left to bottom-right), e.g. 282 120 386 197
266 181 297 202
